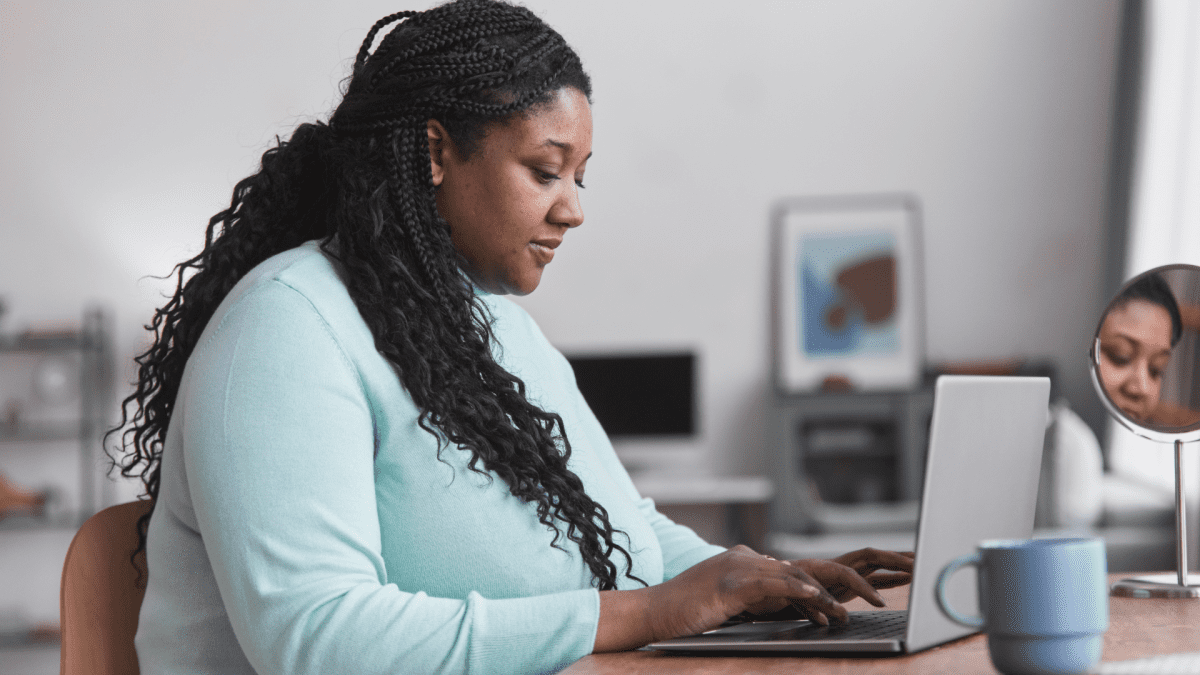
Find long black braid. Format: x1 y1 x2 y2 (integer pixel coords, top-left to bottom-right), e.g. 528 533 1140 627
108 0 645 591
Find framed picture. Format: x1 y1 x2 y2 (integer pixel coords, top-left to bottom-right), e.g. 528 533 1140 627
772 194 924 394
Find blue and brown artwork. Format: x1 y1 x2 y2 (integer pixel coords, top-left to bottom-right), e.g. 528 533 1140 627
799 232 899 358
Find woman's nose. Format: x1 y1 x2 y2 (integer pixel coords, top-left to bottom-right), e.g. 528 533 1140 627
1124 363 1152 400
549 185 584 229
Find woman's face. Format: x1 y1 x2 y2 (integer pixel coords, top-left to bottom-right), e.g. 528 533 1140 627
1097 298 1174 422
429 87 592 296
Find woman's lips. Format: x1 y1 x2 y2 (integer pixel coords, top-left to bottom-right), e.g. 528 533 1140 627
530 239 560 265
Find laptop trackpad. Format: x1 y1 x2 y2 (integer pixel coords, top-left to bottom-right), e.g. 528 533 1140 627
761 610 907 641
705 620 811 640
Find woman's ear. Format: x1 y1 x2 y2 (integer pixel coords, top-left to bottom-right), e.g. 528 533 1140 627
427 119 450 187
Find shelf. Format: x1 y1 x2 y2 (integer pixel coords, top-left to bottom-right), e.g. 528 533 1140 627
0 422 86 444
0 309 113 540
0 334 89 353
631 475 773 505
0 511 81 532
802 450 899 460
0 627 60 649
770 530 918 560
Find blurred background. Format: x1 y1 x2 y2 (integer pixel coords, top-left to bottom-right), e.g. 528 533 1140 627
1 0 1197 672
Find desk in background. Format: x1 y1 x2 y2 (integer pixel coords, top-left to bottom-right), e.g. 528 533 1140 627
632 475 772 551
562 573 1200 674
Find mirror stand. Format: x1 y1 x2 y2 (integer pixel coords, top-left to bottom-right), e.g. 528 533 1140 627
1110 440 1200 598
1091 265 1200 599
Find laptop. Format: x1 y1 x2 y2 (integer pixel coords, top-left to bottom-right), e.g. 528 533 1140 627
648 375 1051 654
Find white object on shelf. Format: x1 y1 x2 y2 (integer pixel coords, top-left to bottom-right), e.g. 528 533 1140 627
1038 401 1104 528
807 501 919 533
1102 472 1175 527
631 475 772 505
769 530 918 560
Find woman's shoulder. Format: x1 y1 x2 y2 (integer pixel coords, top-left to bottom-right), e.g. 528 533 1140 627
220 239 349 311
256 240 349 303
197 240 373 360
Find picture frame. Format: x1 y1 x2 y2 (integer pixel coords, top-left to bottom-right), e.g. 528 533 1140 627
772 194 925 394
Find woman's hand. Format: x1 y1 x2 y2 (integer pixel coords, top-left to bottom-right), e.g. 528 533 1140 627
594 545 845 652
824 547 915 600
743 547 915 625
594 546 915 652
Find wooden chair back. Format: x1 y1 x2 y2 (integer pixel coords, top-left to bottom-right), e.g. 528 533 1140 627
60 500 152 675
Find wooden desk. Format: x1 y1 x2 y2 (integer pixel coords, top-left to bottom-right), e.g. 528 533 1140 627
562 574 1200 674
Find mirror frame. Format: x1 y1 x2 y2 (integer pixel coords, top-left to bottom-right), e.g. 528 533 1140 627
1089 263 1200 444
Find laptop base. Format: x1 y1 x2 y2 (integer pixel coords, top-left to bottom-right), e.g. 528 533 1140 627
650 610 907 653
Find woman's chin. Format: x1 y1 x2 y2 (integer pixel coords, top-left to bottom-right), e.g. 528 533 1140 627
1117 403 1151 423
500 271 544 296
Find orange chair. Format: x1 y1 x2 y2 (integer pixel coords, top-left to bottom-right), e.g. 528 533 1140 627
60 500 153 675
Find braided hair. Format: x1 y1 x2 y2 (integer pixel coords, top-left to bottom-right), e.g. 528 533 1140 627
109 0 645 591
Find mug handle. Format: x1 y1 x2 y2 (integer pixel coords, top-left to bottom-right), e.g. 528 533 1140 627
935 553 984 628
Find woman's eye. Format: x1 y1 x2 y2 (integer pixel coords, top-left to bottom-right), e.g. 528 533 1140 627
1149 360 1170 380
534 169 559 184
575 178 586 189
1104 351 1130 367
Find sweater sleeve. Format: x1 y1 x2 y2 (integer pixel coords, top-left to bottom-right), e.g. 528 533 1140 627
634 497 727 580
494 297 726 584
180 280 598 675
551 349 725 580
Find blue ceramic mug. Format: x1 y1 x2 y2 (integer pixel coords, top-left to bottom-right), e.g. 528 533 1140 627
935 538 1108 675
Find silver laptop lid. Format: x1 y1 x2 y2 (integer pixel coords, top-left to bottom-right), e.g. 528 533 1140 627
645 375 1050 654
904 375 1050 652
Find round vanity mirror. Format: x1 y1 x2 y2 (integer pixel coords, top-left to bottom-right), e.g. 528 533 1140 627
1091 264 1200 597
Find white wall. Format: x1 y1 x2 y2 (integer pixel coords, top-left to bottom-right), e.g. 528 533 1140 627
519 1 1121 475
0 0 1120 621
0 0 1120 478
1109 0 1200 564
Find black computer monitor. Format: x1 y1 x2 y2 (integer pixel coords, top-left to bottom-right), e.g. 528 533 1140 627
564 352 696 438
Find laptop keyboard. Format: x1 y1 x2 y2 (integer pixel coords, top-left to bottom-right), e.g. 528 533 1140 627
762 610 908 642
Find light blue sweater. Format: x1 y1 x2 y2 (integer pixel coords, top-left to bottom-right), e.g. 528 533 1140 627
135 241 724 675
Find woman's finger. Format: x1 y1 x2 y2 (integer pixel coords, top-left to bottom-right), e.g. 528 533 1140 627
790 600 829 626
785 569 849 624
858 548 915 572
866 571 913 590
750 564 822 604
746 570 834 624
834 547 913 565
850 559 911 581
876 550 915 571
789 595 833 626
819 562 886 607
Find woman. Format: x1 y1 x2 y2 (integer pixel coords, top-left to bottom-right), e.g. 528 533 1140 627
110 2 913 673
1096 272 1182 424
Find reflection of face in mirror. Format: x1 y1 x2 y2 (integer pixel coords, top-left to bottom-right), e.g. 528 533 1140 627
1097 274 1182 424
